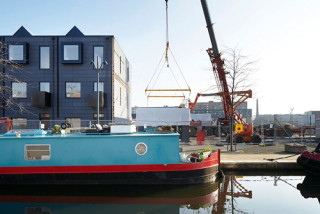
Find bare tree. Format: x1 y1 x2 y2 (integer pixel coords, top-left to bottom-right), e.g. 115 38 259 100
224 48 255 93
0 42 30 114
222 47 256 150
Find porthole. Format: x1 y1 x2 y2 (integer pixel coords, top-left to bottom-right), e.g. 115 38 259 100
135 142 147 155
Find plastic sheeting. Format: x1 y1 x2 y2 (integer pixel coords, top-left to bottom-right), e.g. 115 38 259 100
136 107 191 126
191 113 212 126
191 113 211 122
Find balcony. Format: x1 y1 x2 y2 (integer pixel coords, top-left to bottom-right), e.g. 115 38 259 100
88 92 104 108
31 92 51 108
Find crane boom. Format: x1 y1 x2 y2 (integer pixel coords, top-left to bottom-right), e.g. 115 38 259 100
200 0 219 57
189 90 252 125
200 0 232 120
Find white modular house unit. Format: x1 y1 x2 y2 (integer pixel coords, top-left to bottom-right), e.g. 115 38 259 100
136 107 191 127
113 39 132 122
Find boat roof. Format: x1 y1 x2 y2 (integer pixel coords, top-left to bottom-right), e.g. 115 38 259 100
0 129 179 139
3 129 48 136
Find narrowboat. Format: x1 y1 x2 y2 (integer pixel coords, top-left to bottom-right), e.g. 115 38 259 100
297 142 320 176
0 125 221 185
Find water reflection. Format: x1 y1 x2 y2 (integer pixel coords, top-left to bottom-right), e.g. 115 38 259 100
0 175 319 214
0 183 220 214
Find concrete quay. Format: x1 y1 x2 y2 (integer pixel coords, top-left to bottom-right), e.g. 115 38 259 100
220 154 302 171
180 142 306 172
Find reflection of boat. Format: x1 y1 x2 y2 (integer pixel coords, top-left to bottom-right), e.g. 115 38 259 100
297 176 320 203
0 127 221 185
0 183 220 213
297 143 320 176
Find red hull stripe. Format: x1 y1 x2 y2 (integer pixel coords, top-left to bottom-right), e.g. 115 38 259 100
0 152 219 175
301 151 320 162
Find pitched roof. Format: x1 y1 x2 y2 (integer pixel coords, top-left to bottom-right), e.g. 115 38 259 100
13 26 32 37
66 26 84 37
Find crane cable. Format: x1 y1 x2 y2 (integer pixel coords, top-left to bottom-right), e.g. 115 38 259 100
165 0 169 67
169 47 191 92
145 0 191 99
164 0 191 96
145 50 166 95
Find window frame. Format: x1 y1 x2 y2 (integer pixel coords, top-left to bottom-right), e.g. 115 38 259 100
93 113 105 123
120 87 122 106
126 58 130 82
8 42 28 64
65 82 81 98
60 42 83 64
12 82 27 98
93 46 104 69
40 82 50 93
119 56 122 74
39 46 50 69
24 144 51 161
12 118 27 129
93 81 104 92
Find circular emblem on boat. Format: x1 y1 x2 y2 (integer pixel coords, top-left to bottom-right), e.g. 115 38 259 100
135 142 147 155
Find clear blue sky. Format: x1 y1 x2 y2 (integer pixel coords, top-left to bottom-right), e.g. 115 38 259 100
1 0 320 115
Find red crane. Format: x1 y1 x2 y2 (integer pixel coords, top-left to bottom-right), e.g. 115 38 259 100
189 0 260 143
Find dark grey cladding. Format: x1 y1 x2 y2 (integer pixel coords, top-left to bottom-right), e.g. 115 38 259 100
13 26 32 37
0 26 131 130
66 26 84 37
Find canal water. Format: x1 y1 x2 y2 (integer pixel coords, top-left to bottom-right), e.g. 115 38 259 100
0 175 319 214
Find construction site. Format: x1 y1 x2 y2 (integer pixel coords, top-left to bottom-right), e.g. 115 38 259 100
134 0 320 149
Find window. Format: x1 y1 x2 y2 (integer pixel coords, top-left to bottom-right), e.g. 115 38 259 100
135 142 147 155
126 58 130 82
94 82 104 92
40 46 50 69
9 45 23 60
12 118 27 129
25 145 50 160
39 113 50 130
64 45 78 60
120 87 122 106
12 82 27 98
61 42 82 63
66 118 81 128
39 113 50 119
8 43 28 63
66 82 81 98
93 46 103 69
40 82 50 93
93 113 104 123
119 56 122 74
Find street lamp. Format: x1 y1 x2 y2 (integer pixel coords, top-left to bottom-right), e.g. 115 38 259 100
90 57 108 125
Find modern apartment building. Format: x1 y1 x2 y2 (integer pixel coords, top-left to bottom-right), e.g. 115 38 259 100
0 26 131 129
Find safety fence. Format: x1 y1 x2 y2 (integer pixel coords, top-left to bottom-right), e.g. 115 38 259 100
0 119 132 133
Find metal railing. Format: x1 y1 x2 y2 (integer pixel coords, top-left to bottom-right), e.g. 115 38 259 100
0 120 134 133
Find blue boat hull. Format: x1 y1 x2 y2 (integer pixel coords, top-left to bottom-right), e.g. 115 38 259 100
0 130 221 185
